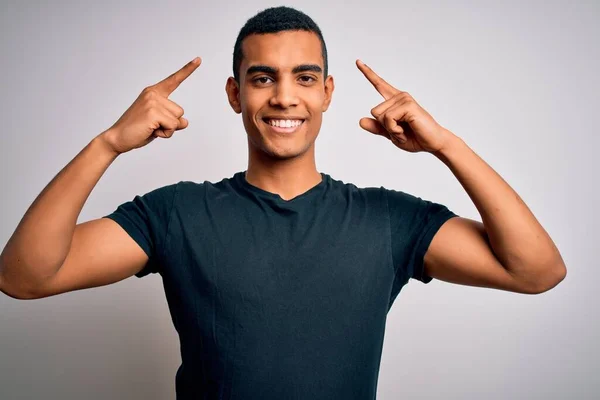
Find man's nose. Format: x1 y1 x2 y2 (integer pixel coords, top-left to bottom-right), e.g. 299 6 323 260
269 78 300 108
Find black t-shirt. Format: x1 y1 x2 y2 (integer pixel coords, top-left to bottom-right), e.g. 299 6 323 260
104 171 457 399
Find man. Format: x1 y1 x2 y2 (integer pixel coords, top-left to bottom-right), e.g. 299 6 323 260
0 6 565 400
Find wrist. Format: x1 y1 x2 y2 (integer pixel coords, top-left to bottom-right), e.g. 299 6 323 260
93 130 121 160
432 131 466 163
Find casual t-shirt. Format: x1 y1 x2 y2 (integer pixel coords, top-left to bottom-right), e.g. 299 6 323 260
104 171 458 400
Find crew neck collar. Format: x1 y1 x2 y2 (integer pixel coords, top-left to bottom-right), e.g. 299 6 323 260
233 170 329 204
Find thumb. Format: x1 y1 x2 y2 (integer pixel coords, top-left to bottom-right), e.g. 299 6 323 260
359 117 390 139
176 117 189 130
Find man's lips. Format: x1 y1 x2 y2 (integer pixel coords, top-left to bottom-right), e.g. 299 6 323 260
262 117 306 133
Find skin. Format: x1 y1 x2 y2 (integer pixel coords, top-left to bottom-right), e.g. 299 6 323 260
355 60 566 293
103 57 202 154
225 31 334 201
224 30 566 293
0 28 566 300
0 58 202 298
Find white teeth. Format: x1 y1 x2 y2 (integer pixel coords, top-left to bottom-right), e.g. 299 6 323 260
267 119 303 128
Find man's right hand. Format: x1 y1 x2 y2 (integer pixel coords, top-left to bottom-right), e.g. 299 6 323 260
100 57 201 156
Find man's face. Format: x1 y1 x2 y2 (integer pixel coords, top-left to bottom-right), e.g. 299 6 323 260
226 30 334 160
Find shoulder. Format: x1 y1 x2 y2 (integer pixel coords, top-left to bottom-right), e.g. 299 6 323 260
173 175 241 206
326 174 386 199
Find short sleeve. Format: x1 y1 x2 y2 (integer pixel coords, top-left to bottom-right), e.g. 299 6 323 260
385 188 458 285
103 183 178 278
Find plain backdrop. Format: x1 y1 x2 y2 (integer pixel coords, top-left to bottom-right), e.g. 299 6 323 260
1 0 598 399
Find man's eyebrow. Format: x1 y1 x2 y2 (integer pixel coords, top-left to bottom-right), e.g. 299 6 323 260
292 64 322 74
246 65 277 75
245 64 323 76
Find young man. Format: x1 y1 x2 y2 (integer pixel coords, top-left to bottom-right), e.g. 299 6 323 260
0 6 565 400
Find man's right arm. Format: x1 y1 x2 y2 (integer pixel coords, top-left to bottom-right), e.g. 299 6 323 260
0 135 147 300
0 57 201 300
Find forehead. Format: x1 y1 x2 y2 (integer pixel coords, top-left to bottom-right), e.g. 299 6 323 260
240 30 323 72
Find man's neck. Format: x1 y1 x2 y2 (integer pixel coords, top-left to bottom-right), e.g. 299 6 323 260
245 150 322 201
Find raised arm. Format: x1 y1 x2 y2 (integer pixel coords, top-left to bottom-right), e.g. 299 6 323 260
356 59 566 294
0 57 201 299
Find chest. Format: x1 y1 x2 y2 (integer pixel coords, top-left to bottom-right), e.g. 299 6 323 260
160 196 395 335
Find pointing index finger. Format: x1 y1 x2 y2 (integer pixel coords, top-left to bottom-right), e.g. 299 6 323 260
154 57 202 96
356 59 397 100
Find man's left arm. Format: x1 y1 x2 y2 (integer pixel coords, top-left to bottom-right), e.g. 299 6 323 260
426 135 565 294
356 59 566 294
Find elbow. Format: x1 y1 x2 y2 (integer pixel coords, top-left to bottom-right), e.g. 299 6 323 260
0 273 43 300
0 250 54 300
524 261 567 295
1 288 39 300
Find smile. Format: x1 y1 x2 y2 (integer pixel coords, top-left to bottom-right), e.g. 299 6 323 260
262 118 305 133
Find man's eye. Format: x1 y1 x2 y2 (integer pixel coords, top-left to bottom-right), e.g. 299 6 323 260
299 76 316 83
254 76 273 84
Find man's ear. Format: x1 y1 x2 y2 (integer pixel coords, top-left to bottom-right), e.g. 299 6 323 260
225 77 242 114
322 75 335 112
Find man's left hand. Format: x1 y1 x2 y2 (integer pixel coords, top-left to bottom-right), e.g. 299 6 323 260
356 59 456 154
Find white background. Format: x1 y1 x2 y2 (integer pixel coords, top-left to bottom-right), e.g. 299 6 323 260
1 0 598 398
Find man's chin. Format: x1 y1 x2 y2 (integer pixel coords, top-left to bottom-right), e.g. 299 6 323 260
247 133 314 161
255 143 312 161
263 148 305 160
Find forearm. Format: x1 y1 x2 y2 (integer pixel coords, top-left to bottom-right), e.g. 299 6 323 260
433 132 566 282
0 131 119 292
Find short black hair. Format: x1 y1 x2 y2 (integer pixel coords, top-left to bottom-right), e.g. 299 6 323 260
232 6 328 83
